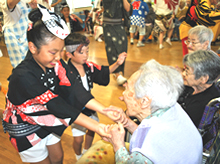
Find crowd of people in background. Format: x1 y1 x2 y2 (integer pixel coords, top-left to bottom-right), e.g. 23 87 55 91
1 0 220 68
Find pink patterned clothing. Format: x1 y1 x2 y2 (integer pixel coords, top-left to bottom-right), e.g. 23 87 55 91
154 0 179 15
3 51 93 152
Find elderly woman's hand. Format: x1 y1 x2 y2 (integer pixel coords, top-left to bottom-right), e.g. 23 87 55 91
104 106 128 126
105 123 125 152
96 123 112 139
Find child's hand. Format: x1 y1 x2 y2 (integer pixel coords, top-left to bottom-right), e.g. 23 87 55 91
119 96 124 101
96 123 111 139
117 52 127 65
29 0 37 9
71 14 77 18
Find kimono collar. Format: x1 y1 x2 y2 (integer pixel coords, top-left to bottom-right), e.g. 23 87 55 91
145 107 170 119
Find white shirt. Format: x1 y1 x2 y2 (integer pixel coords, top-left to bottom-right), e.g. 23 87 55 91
0 0 50 30
0 0 27 30
81 74 89 91
153 0 180 15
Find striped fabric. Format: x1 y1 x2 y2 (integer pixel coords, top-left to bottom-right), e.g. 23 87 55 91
194 0 217 27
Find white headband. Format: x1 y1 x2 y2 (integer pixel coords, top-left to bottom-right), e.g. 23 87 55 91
65 44 81 53
37 4 70 40
60 4 69 11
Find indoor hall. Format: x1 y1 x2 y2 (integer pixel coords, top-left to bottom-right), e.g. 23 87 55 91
0 33 219 163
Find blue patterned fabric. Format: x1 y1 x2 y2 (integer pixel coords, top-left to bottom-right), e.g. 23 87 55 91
115 146 153 164
198 98 220 151
3 1 30 68
205 131 220 164
130 0 149 27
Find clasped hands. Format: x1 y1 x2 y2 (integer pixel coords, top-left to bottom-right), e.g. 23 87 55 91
96 106 128 152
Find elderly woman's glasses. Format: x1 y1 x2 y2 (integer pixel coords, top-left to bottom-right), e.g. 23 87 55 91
184 40 200 46
183 68 194 76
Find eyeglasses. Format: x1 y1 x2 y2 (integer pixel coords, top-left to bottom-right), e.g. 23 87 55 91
184 40 200 46
183 68 194 76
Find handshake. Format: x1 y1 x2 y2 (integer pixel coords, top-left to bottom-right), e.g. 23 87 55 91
96 106 135 153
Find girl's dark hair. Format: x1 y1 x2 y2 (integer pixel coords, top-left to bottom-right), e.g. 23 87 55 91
27 8 58 49
65 33 90 54
84 10 90 16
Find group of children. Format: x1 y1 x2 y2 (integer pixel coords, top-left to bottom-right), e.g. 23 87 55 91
130 0 189 47
84 0 104 42
2 4 127 163
59 1 104 43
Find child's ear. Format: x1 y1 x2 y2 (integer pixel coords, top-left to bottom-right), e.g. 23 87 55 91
28 42 37 55
66 52 72 58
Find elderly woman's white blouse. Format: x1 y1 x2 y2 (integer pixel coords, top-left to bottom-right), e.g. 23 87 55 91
129 103 203 163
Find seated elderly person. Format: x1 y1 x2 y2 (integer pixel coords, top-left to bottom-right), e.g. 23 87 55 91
178 50 220 128
184 25 213 55
104 59 203 164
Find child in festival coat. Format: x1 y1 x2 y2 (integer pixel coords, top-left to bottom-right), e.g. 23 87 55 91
2 5 126 164
60 2 83 33
65 32 127 160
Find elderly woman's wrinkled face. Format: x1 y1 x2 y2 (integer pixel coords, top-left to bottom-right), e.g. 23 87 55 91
182 65 201 87
187 34 208 53
123 71 141 117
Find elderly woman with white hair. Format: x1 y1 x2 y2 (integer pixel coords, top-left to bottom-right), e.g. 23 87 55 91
178 50 220 128
104 59 203 164
184 25 214 55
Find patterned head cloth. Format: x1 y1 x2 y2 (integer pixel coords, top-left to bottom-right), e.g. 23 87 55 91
65 33 90 53
65 44 81 53
37 4 70 39
60 3 69 11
